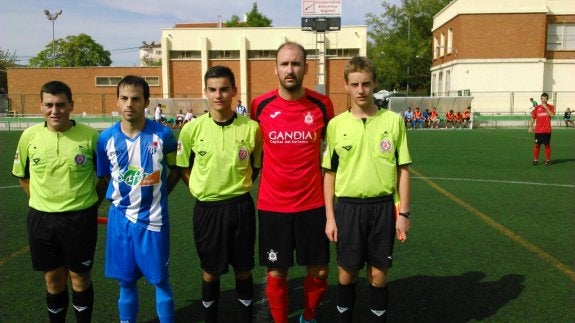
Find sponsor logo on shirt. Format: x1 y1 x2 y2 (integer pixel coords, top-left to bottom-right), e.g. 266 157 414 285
270 111 281 118
268 130 317 144
118 165 160 187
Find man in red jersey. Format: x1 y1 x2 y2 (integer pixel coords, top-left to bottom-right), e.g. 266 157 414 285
529 92 555 166
251 41 334 323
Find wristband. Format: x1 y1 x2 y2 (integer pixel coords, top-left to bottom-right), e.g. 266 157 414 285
399 211 411 219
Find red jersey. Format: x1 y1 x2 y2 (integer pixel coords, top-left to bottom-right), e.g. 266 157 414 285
446 112 455 121
251 88 334 212
531 103 555 133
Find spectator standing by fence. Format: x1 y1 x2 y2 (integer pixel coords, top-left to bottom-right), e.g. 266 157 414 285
564 108 573 127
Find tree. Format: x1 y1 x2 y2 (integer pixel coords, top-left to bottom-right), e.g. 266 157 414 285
225 2 272 27
0 48 18 70
29 33 112 67
366 0 450 94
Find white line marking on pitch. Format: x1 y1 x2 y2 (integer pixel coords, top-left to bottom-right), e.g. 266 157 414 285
412 177 574 188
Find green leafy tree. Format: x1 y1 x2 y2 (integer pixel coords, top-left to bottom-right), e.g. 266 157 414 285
29 33 112 67
225 2 272 27
0 48 18 70
366 0 450 94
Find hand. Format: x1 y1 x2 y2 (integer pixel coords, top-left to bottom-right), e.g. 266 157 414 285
325 218 338 242
396 216 411 242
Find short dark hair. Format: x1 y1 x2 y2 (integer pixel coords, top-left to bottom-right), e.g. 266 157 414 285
204 66 236 89
276 41 307 63
40 81 73 102
541 92 549 99
117 75 150 101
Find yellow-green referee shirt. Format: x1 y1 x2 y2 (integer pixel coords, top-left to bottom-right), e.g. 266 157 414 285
12 122 100 212
322 109 412 199
177 113 262 201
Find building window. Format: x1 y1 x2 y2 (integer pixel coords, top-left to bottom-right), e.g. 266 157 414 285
144 76 160 86
445 70 451 95
95 76 122 87
209 50 240 59
248 50 277 59
170 50 201 59
440 33 446 57
447 28 453 55
433 37 438 59
547 23 575 50
438 72 443 96
96 76 159 87
326 48 360 58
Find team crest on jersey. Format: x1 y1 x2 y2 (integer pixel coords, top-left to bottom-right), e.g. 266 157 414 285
14 151 20 163
238 147 248 161
177 141 183 155
304 112 314 125
380 139 393 152
74 153 87 166
267 249 278 262
148 140 159 155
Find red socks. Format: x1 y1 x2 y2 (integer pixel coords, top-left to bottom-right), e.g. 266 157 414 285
533 144 551 161
303 275 328 321
266 273 288 323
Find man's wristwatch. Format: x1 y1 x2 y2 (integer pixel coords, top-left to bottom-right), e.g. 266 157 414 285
399 211 411 219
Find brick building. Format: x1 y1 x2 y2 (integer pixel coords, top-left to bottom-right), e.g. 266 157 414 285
7 24 367 116
431 0 575 112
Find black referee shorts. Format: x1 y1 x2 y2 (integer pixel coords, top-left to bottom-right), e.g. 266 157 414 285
27 205 98 273
335 196 396 270
193 193 256 275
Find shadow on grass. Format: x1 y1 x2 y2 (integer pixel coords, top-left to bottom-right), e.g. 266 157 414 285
144 272 525 322
547 158 575 165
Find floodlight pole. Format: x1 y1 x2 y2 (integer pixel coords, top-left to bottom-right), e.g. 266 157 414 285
44 9 62 67
406 15 411 96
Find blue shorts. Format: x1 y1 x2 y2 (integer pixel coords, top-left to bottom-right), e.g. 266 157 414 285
105 207 170 284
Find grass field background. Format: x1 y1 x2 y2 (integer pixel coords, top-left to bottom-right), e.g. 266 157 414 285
1 128 574 322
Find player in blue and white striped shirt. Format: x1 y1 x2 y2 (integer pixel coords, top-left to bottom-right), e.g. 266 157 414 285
97 75 180 323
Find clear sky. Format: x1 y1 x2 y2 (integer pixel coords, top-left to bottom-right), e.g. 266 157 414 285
0 0 395 66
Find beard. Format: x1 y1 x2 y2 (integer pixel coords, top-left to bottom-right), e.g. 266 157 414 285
279 75 304 93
